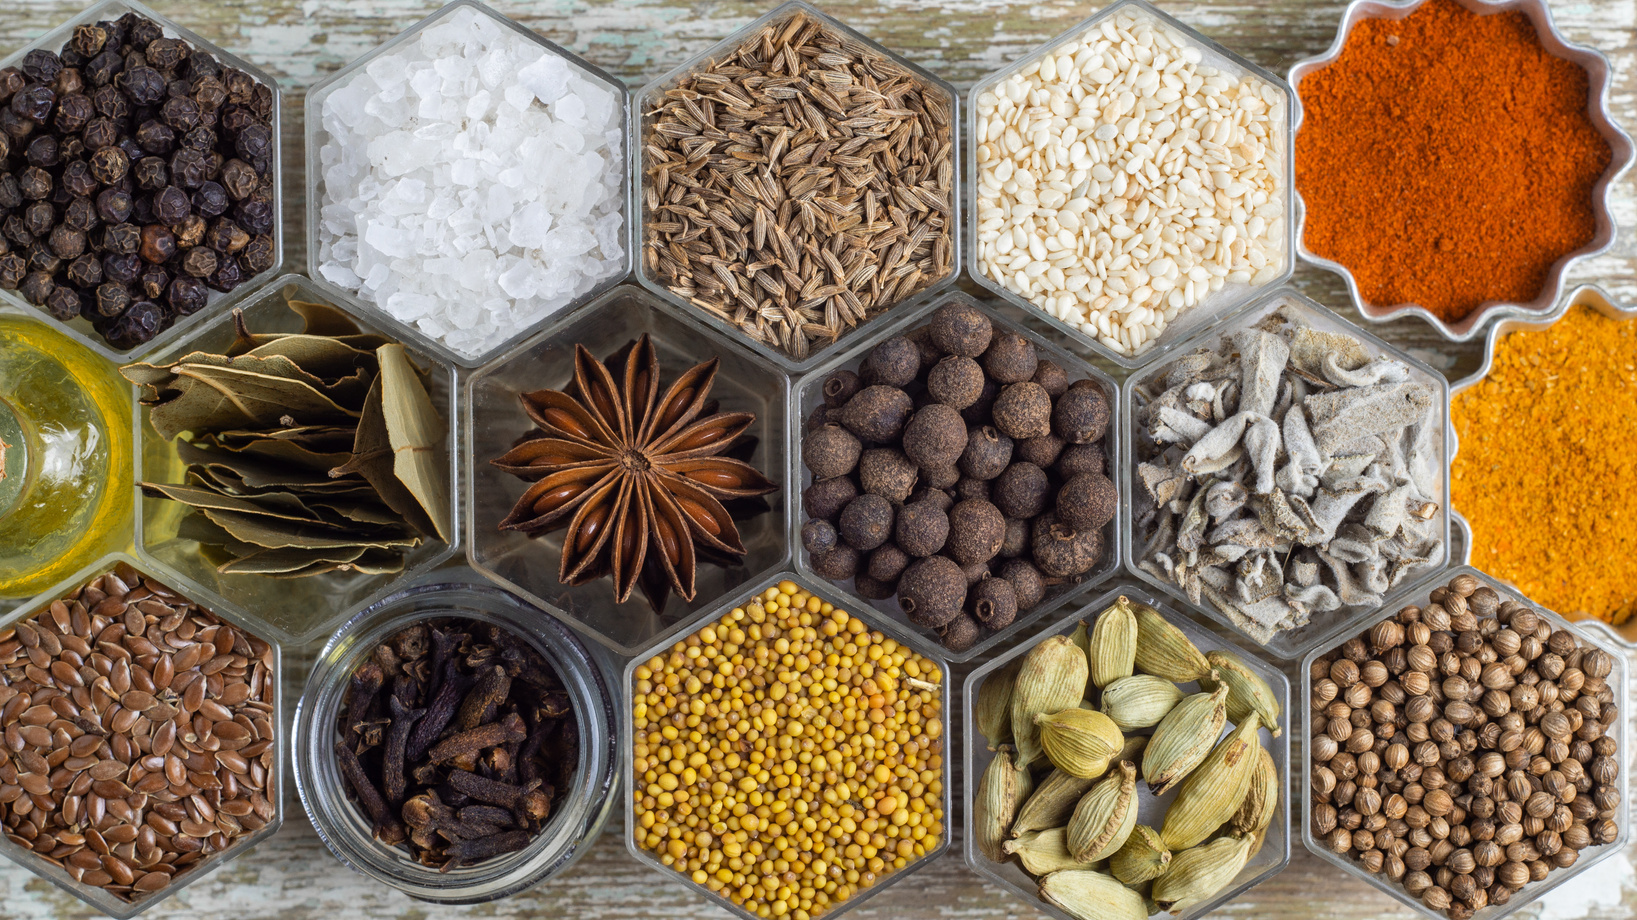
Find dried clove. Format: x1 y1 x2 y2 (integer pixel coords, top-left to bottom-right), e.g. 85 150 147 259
335 618 577 869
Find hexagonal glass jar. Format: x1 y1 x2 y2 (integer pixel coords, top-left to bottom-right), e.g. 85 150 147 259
132 273 460 646
1123 286 1450 660
293 578 619 903
304 0 632 369
0 552 283 919
1300 565 1630 920
466 284 788 656
964 582 1291 920
622 571 951 920
792 291 1122 662
0 0 284 365
0 303 135 612
967 0 1294 370
1288 0 1634 343
632 0 961 374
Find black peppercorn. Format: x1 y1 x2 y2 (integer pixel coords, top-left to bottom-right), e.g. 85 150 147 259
180 125 215 152
116 137 145 163
165 275 207 315
138 224 175 263
55 134 84 162
2 216 33 248
165 78 190 101
81 115 118 150
21 51 62 85
102 251 141 283
88 145 129 184
191 181 229 218
134 118 174 154
183 52 219 81
25 243 61 275
51 67 84 98
217 103 255 135
133 155 168 189
0 69 23 104
18 270 54 305
92 281 132 318
22 134 59 167
0 174 20 210
191 75 226 112
160 95 199 131
43 285 82 322
138 265 168 300
152 184 190 224
223 70 254 104
0 108 36 144
63 197 98 232
72 24 109 59
234 123 272 160
48 92 92 136
11 84 55 124
60 161 97 200
96 188 134 224
65 253 102 289
234 198 274 235
145 38 189 71
105 298 166 350
48 225 86 260
205 218 249 252
22 201 54 238
212 158 254 202
84 50 123 88
0 131 8 161
250 84 272 120
90 82 128 119
19 166 52 200
169 147 208 188
118 65 165 106
172 214 206 249
126 16 163 49
208 256 244 292
179 245 216 278
0 253 25 288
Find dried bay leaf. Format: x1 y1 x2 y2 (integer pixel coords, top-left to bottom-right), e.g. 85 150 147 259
332 377 442 541
200 507 419 552
242 335 378 381
378 344 453 543
149 364 360 441
140 482 329 524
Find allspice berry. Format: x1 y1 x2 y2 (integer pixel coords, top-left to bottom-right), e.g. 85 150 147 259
945 499 1005 566
801 519 838 555
902 403 968 469
858 448 918 503
981 331 1038 383
959 426 1013 480
928 301 992 357
803 424 862 479
853 574 896 601
927 355 984 409
838 494 894 551
1056 443 1106 478
897 555 967 627
939 614 982 652
1054 380 1111 444
810 544 861 580
921 464 959 490
970 576 1018 629
863 335 920 388
895 500 950 558
993 461 1050 520
1015 434 1064 469
1032 359 1070 397
1031 513 1104 577
802 476 858 522
867 544 912 583
991 381 1052 439
998 558 1047 610
999 517 1028 558
1057 472 1117 532
822 369 861 408
840 385 914 443
954 477 990 504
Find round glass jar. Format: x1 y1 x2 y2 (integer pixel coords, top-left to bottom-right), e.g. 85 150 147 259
293 582 618 902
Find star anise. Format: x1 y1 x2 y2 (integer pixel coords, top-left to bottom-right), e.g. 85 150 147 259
493 335 777 613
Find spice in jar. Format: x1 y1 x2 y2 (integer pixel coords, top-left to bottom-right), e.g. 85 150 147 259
1295 0 1614 323
333 618 576 869
631 581 945 919
1309 572 1623 920
0 562 278 902
974 8 1287 357
640 10 955 361
1451 305 1637 626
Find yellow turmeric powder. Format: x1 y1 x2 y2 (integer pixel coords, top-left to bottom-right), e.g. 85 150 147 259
1451 305 1637 625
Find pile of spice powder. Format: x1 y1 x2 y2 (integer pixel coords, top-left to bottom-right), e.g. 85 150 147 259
631 581 945 919
640 11 955 361
1295 0 1612 322
1451 306 1636 625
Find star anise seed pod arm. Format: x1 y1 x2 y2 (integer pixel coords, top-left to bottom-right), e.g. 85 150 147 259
497 463 617 533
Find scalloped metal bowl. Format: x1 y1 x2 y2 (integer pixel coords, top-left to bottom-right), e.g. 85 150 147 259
1446 283 1637 647
1288 0 1635 342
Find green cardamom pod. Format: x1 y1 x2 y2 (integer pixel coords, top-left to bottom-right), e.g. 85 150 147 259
1039 868 1148 920
1010 635 1090 766
977 658 1022 750
1116 733 1148 766
1230 743 1279 836
1037 708 1124 780
1202 650 1283 737
1161 713 1262 851
1131 601 1210 683
1088 596 1138 689
974 745 1033 862
1069 618 1094 697
1109 824 1171 885
1011 768 1095 839
1003 827 1088 877
1142 682 1228 793
1100 674 1184 730
1152 833 1255 915
1067 760 1139 862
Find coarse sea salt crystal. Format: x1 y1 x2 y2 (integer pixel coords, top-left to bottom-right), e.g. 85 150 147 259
317 6 626 361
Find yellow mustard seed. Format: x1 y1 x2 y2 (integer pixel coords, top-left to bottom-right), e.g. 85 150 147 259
631 586 945 917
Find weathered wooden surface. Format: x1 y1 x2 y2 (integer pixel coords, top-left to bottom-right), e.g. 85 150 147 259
3 0 1637 917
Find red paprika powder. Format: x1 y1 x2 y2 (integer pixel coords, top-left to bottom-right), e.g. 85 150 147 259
1295 0 1612 323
